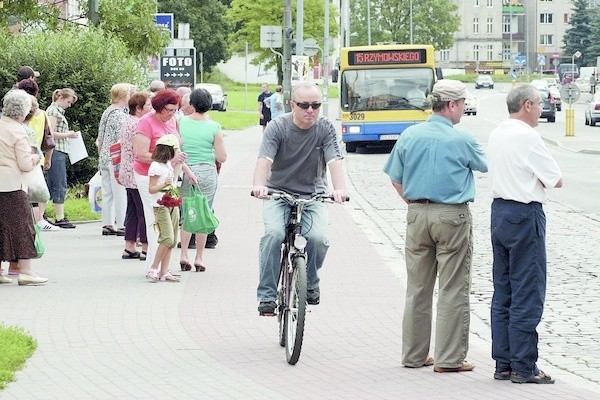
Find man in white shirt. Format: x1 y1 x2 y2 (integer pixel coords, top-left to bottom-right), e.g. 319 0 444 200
487 84 562 385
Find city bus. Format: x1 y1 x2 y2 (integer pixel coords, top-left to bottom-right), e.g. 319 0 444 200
336 44 442 152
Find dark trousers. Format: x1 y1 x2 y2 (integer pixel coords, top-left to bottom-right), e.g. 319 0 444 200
490 199 546 376
124 188 147 244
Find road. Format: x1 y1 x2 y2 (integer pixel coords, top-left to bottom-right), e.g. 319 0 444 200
334 82 600 386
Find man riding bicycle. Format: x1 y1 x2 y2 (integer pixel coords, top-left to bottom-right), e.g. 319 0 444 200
252 82 348 316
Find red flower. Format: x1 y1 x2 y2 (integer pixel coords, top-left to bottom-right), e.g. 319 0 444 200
157 190 182 208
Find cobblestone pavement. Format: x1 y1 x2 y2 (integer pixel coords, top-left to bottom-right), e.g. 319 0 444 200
344 147 600 389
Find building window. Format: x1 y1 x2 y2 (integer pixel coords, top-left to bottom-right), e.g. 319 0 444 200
564 13 569 23
502 15 510 34
502 44 511 61
439 50 450 62
487 45 494 61
474 45 480 61
474 0 480 6
473 18 479 34
540 34 554 45
540 13 553 24
487 18 493 34
487 0 493 7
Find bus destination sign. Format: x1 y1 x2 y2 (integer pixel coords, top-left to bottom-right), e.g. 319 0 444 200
348 49 427 66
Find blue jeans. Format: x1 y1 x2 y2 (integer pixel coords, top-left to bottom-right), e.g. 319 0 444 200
491 199 547 376
46 150 68 204
257 199 329 302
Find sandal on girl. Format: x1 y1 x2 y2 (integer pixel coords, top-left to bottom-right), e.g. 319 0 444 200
122 249 140 259
139 251 147 261
146 269 159 282
160 272 180 282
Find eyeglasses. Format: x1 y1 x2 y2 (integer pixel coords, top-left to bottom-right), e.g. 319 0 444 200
293 101 322 110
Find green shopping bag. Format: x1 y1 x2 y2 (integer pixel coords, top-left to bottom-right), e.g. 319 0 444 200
182 186 219 234
33 223 44 259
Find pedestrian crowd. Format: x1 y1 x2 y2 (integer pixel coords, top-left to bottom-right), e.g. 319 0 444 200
1 70 564 387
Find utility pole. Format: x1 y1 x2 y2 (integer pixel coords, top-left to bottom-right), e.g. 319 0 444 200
323 0 330 117
283 0 293 112
89 0 99 26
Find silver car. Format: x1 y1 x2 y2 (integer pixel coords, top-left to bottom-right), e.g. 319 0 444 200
194 83 228 111
585 92 600 126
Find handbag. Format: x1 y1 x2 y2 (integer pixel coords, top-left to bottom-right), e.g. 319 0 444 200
24 166 50 203
109 141 122 184
33 222 45 259
40 114 56 152
182 186 219 234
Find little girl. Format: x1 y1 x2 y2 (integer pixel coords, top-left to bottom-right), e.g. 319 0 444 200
147 134 183 282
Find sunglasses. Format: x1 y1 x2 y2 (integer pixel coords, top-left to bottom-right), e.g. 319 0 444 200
293 101 322 110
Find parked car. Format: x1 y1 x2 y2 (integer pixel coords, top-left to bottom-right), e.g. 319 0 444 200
584 92 600 126
194 83 228 111
575 77 591 93
538 89 556 123
548 86 562 111
475 75 494 89
464 96 477 115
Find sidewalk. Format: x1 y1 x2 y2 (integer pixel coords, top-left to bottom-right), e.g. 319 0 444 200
0 125 598 399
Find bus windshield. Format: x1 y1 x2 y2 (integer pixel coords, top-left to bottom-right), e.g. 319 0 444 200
341 68 434 112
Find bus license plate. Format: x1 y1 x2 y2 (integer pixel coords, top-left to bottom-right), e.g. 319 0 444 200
380 134 399 140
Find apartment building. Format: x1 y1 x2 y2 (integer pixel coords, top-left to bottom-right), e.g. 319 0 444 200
437 0 582 74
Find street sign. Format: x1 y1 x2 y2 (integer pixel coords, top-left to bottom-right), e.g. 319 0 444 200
260 26 282 48
160 50 196 89
303 38 319 56
537 55 546 66
514 55 526 66
154 13 174 39
560 83 581 104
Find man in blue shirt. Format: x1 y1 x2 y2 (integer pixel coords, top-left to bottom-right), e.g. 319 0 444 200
383 79 487 373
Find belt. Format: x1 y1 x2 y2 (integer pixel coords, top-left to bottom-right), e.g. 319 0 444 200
408 199 438 204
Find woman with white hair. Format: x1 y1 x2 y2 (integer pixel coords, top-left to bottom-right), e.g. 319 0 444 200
0 89 48 285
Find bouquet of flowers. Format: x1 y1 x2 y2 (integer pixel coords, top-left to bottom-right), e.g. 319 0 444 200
157 186 182 208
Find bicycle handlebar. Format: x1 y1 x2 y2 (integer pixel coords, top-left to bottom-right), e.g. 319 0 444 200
250 190 349 203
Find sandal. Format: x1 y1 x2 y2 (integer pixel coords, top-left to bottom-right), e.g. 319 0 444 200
159 272 180 282
102 225 117 236
122 249 140 259
146 269 159 282
510 370 555 384
180 261 192 271
115 228 126 236
139 251 147 261
194 263 206 272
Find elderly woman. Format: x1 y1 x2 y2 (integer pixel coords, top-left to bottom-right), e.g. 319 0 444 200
178 88 227 272
97 83 130 236
133 89 192 274
0 89 47 285
119 91 151 260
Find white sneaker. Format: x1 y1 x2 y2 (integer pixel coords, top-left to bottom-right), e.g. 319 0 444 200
38 219 60 231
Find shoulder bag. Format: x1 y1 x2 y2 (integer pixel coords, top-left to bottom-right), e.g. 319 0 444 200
40 114 56 152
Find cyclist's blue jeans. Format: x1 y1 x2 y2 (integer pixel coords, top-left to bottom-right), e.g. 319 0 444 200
257 199 330 302
491 199 546 377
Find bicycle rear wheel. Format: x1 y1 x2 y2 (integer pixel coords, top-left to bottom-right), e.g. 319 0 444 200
285 256 307 365
277 285 286 347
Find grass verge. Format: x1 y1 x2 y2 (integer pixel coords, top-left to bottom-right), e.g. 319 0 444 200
0 325 37 390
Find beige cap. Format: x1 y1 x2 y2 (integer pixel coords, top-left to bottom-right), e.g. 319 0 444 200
431 79 468 101
17 66 40 81
156 134 179 149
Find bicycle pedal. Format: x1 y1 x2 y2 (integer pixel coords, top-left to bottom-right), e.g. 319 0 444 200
259 311 277 317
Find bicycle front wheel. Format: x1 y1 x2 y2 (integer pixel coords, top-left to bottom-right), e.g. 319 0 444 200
285 256 307 365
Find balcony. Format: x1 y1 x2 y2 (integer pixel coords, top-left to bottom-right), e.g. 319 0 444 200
502 32 524 41
502 5 525 15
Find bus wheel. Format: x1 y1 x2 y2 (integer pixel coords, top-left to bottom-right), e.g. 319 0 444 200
346 142 358 153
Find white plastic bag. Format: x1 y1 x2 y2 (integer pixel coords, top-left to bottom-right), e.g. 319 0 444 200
24 166 50 203
88 171 102 212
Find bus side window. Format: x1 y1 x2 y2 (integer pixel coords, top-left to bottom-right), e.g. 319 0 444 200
332 69 339 83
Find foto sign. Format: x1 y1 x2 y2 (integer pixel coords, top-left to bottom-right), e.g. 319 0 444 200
154 13 174 39
160 51 196 89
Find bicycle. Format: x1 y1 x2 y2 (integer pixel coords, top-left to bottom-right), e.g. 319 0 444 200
252 189 348 365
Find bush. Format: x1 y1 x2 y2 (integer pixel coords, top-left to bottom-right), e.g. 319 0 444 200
0 28 148 185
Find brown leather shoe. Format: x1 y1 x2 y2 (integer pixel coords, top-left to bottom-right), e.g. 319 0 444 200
434 361 475 373
404 356 434 368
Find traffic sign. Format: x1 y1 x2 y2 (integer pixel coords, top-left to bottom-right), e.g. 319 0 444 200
303 38 319 56
560 83 581 104
514 55 526 66
260 26 282 48
160 50 196 89
154 13 174 39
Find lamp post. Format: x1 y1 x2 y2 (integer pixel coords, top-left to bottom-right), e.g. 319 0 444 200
409 0 413 44
323 0 330 117
367 0 371 45
565 50 582 137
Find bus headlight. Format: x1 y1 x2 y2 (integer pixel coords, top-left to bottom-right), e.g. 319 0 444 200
348 126 361 133
294 234 307 250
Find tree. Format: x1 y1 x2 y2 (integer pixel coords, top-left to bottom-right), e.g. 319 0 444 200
0 0 61 30
226 0 339 84
586 8 600 68
349 0 459 50
562 0 592 66
158 0 231 73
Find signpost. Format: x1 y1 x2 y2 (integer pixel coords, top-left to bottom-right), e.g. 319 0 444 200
154 13 174 39
160 51 196 89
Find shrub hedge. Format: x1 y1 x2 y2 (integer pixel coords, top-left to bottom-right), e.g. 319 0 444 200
0 28 148 185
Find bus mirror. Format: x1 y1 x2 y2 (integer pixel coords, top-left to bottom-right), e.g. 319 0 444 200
332 69 339 83
435 67 444 80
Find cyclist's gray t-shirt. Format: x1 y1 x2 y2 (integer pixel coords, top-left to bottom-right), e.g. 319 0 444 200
259 113 342 196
